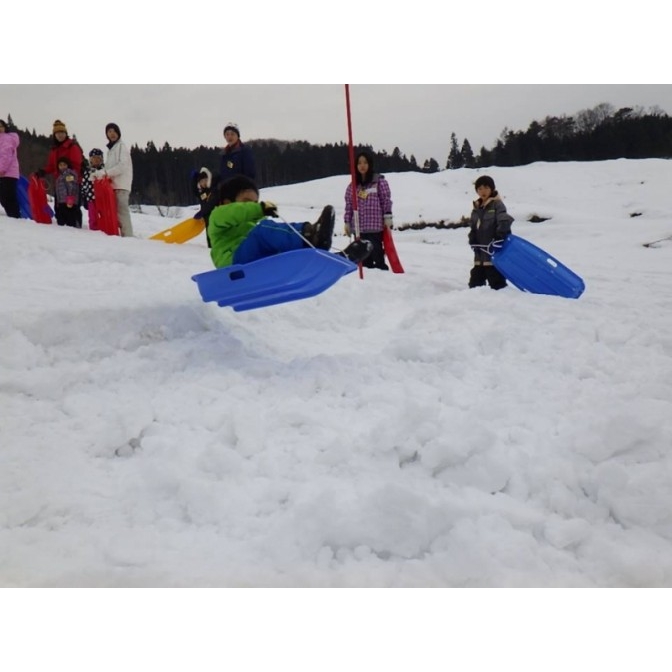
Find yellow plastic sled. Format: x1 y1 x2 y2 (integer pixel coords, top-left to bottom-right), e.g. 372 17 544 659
150 217 205 244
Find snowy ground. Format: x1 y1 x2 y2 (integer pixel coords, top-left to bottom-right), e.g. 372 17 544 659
2 159 672 591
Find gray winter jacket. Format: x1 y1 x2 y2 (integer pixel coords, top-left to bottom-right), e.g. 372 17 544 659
468 194 514 262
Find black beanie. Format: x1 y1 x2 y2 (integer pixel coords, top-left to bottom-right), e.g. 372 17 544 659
218 175 259 203
474 175 496 192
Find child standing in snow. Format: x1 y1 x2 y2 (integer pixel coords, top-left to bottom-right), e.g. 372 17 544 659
344 150 393 270
192 166 216 248
0 118 21 219
219 122 256 181
54 157 81 228
36 119 84 228
207 175 372 269
91 123 134 237
81 148 104 230
468 175 513 290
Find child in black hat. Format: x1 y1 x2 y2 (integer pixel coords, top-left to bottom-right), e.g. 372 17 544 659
55 157 81 228
192 166 216 248
467 175 513 290
81 148 105 229
219 121 256 182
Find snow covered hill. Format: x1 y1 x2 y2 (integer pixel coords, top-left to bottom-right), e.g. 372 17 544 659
2 159 672 589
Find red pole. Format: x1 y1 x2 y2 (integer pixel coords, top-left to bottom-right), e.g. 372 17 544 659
344 84 364 278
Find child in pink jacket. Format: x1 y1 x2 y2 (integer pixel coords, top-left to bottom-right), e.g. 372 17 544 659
0 119 21 218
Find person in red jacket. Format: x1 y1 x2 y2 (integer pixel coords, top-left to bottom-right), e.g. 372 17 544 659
35 120 84 227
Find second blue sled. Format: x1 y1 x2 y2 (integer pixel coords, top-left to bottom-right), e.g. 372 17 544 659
17 175 32 219
492 234 585 299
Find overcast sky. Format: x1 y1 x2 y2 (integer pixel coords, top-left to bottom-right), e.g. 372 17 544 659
4 84 671 167
4 2 669 167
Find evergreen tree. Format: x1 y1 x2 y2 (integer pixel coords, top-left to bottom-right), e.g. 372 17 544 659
447 132 462 169
423 158 440 173
460 139 475 168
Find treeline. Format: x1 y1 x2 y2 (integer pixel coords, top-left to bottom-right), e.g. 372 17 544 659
6 102 672 208
130 140 421 207
446 103 672 169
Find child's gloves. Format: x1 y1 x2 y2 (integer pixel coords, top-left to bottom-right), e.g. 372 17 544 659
383 214 393 229
260 201 278 217
489 238 507 254
66 196 75 207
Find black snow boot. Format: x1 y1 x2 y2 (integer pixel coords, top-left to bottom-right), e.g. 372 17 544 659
303 205 335 250
338 239 373 264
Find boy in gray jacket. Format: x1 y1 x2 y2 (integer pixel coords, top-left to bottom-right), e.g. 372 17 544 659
468 175 513 290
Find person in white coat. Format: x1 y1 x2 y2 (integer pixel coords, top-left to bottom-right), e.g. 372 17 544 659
93 122 134 237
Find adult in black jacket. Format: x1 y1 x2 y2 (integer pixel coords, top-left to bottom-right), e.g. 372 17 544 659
218 122 256 182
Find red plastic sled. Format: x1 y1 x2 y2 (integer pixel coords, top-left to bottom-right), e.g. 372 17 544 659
382 226 404 273
28 176 53 224
93 177 120 236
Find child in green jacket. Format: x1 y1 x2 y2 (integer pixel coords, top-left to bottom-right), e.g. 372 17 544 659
208 176 372 268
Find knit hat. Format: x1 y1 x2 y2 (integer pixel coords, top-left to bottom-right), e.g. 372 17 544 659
89 148 104 158
218 175 258 203
105 122 121 137
196 166 212 187
53 119 67 134
474 175 496 192
223 122 240 137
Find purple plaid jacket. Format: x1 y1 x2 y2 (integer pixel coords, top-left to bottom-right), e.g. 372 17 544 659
55 168 80 204
344 174 392 233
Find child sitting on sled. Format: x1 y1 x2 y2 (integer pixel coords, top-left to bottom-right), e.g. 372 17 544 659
208 175 372 269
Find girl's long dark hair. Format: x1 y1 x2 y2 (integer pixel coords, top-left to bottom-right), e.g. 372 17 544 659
355 150 375 185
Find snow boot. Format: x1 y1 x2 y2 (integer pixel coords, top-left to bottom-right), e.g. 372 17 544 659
338 239 373 264
303 205 335 250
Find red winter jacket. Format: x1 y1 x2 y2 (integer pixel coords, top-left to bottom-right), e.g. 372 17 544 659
44 137 84 180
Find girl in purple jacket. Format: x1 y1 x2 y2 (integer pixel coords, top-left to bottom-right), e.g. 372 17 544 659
0 119 21 218
54 157 81 228
344 150 393 270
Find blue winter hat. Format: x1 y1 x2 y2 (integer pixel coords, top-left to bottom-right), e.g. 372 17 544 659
89 148 104 157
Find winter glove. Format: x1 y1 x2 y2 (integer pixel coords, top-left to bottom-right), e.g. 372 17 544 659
260 201 278 217
344 223 351 236
66 196 75 207
489 238 507 254
383 214 393 229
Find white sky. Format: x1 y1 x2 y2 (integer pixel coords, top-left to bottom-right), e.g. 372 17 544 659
3 84 671 167
4 1 671 170
2 158 672 667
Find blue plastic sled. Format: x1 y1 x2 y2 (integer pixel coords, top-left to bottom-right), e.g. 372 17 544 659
492 234 585 299
192 248 358 312
17 175 32 219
